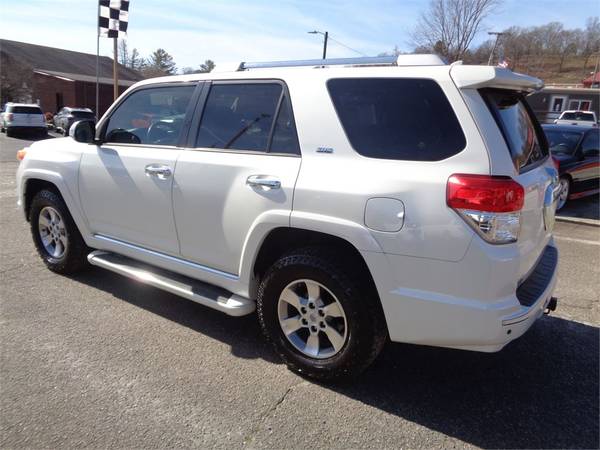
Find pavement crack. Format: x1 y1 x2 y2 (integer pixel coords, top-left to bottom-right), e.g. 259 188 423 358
243 380 307 447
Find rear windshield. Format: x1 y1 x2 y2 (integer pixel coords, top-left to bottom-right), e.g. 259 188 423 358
560 111 594 122
327 78 466 161
11 106 43 114
482 89 547 171
72 111 95 119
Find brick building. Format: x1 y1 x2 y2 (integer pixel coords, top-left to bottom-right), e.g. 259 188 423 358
1 39 142 116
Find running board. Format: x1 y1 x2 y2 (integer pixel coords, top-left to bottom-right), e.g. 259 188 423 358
87 251 255 317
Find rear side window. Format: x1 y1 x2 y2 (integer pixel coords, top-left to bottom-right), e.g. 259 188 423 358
196 83 282 152
11 106 43 114
482 89 547 171
327 78 466 161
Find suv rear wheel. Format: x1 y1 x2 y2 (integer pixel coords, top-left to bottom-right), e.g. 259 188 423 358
257 247 387 380
29 189 89 274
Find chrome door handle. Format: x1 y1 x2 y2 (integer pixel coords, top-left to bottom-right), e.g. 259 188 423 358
246 175 281 190
145 164 172 180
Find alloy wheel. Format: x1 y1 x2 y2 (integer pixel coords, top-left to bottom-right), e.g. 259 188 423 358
277 279 348 359
38 206 68 258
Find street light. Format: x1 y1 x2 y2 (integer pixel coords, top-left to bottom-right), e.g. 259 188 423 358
308 30 328 60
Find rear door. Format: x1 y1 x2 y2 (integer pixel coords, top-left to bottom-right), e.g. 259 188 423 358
172 81 301 275
12 106 44 127
479 88 557 278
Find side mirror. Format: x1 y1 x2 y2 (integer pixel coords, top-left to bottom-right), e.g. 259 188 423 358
70 120 95 143
583 148 600 157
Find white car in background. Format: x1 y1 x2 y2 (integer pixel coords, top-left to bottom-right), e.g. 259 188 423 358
554 110 598 127
1 103 47 137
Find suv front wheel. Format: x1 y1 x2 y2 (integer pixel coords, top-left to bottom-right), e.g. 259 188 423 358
257 247 387 380
29 189 89 274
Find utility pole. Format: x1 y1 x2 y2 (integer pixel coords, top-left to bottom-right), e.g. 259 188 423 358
308 30 328 59
113 38 119 100
487 32 504 66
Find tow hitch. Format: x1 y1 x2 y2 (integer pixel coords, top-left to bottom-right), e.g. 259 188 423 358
544 297 558 315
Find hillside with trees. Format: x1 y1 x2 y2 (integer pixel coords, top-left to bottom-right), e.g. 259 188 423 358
406 0 599 85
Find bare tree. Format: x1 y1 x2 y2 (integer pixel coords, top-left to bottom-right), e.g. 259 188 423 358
118 39 130 66
581 17 600 69
556 30 578 72
129 48 142 71
411 0 501 62
0 54 33 105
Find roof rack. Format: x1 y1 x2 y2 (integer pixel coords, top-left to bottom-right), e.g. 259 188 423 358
237 54 445 71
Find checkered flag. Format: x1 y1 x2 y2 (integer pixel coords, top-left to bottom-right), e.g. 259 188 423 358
98 0 129 38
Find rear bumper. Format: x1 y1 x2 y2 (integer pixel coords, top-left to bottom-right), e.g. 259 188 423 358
364 241 559 352
6 125 47 131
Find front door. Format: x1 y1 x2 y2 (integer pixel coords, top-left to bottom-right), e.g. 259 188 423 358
172 81 301 275
79 83 197 255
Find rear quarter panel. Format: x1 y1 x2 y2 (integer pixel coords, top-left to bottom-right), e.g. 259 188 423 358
287 67 489 262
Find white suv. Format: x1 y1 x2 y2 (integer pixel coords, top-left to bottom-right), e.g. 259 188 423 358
16 55 560 380
1 103 47 137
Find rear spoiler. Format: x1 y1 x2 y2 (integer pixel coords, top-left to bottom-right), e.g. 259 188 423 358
450 65 543 93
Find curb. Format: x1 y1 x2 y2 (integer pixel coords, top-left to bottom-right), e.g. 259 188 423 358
555 216 600 227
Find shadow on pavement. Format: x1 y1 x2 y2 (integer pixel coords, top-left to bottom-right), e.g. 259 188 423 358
558 195 599 221
70 267 281 364
71 267 599 449
331 316 599 449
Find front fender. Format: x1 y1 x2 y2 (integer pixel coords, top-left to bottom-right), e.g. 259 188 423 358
18 168 92 244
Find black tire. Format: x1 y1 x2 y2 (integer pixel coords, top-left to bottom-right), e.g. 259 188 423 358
29 189 89 274
257 247 388 381
6 127 14 137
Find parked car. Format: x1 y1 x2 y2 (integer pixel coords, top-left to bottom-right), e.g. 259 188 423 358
15 56 560 380
53 107 95 135
1 103 47 137
542 124 600 209
554 110 598 127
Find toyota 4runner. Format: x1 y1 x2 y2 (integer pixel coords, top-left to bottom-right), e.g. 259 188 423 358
16 55 560 380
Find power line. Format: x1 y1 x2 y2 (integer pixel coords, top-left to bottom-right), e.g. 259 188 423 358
327 36 368 57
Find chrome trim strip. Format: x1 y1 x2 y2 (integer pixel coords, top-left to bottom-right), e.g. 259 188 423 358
93 234 239 280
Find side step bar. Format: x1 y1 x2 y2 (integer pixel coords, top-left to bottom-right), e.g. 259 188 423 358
87 251 255 317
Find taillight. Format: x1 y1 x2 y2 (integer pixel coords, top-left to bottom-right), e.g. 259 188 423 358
552 156 560 171
6 113 13 121
447 174 524 244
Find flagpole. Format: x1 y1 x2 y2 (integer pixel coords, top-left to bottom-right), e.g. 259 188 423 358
95 1 100 120
113 37 118 100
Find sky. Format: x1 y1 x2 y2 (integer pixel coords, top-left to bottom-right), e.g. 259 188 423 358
1 0 598 71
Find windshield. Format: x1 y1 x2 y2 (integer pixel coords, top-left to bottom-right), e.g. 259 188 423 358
560 112 594 121
11 106 43 114
544 129 584 155
482 89 547 171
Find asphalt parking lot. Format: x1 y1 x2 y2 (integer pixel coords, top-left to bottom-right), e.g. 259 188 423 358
0 132 598 449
